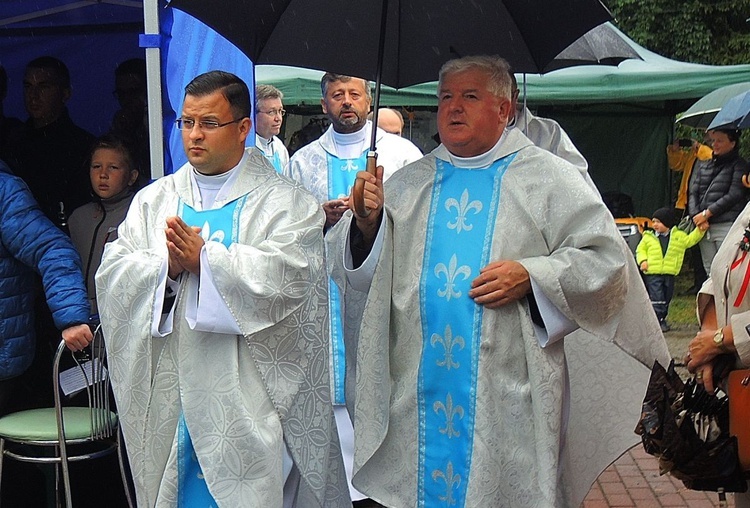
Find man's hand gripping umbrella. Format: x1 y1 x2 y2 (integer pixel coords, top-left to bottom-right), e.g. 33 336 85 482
350 158 384 243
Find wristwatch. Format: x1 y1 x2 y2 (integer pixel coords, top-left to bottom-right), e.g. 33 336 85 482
713 328 725 350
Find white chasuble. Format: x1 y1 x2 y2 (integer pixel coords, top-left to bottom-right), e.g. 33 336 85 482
96 151 349 508
327 128 671 507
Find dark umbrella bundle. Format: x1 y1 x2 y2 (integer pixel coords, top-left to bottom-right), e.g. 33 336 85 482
635 359 747 493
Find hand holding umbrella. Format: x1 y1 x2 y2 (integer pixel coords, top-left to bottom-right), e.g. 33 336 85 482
350 165 384 242
352 153 380 217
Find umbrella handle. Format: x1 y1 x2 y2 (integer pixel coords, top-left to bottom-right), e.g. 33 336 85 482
743 173 750 189
352 152 379 217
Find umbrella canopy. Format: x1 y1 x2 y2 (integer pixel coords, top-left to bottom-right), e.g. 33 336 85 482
168 0 612 89
707 90 750 130
543 22 641 73
677 82 750 129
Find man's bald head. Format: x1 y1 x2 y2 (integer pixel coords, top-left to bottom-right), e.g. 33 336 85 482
368 108 404 136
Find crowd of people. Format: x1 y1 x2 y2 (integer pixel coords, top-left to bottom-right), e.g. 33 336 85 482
0 49 748 508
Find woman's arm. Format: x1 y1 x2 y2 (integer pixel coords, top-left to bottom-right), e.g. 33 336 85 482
687 296 736 392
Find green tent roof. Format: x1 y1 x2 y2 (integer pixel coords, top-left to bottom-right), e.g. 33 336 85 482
257 25 750 107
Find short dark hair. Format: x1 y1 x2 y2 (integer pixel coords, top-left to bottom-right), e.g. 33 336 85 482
320 73 372 100
184 71 251 119
714 128 740 146
26 56 71 89
115 58 146 80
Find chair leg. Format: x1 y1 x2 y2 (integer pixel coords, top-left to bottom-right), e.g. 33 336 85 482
58 444 72 508
116 428 135 508
54 445 61 508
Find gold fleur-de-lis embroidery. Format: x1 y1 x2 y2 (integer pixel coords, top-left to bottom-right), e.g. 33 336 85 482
433 393 464 438
431 461 461 505
445 189 483 234
435 254 471 301
430 324 464 370
200 221 226 244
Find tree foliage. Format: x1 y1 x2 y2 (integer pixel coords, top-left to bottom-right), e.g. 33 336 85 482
607 0 750 65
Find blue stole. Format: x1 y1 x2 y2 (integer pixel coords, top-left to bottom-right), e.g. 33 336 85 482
265 150 283 173
418 154 515 507
177 416 217 507
327 151 367 404
174 196 245 505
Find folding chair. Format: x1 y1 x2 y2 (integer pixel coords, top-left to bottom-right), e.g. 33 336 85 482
0 325 133 507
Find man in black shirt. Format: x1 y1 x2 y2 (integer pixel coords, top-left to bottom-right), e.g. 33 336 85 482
5 56 94 232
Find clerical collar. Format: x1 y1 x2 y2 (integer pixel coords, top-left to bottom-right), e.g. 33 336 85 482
331 122 369 159
444 131 507 168
190 152 245 209
255 134 274 154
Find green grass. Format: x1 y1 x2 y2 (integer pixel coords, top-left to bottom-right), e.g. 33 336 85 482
666 268 701 332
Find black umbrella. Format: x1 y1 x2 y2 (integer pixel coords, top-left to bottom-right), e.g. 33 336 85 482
168 0 612 87
543 22 641 73
168 0 612 213
636 359 747 497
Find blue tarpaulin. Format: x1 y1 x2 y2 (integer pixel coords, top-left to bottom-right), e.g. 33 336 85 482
0 0 253 175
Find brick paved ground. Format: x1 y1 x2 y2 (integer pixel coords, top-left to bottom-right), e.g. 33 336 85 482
583 445 735 507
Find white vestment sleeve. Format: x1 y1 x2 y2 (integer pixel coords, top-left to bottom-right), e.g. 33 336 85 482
152 258 179 337
343 213 386 292
530 277 579 347
185 247 242 335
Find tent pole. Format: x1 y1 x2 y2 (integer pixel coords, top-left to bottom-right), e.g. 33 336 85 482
144 0 165 179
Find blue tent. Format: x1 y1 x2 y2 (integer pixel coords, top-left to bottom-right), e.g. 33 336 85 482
0 1 145 136
0 0 254 176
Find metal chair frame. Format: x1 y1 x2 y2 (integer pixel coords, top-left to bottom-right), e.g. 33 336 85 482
0 325 134 507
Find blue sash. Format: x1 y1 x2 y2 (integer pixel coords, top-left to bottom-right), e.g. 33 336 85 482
174 196 245 504
264 150 283 173
178 196 246 249
177 415 217 507
418 154 515 507
327 151 367 404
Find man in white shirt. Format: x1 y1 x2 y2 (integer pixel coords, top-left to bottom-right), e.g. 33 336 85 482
254 84 290 173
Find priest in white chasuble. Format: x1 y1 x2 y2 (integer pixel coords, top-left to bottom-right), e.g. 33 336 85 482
97 70 349 508
327 56 670 508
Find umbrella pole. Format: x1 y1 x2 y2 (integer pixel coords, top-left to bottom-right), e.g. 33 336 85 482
353 0 389 217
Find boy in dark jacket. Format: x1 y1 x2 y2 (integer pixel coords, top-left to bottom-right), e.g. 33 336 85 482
636 207 705 332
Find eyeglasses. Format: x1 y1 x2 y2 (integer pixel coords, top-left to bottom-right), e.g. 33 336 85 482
258 109 286 117
175 118 243 131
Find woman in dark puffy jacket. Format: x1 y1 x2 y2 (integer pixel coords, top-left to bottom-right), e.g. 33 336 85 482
689 128 749 275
